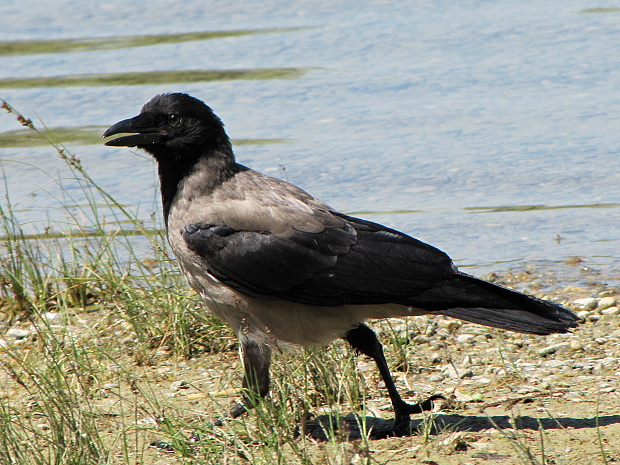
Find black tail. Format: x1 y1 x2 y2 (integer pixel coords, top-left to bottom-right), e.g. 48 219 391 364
412 272 579 335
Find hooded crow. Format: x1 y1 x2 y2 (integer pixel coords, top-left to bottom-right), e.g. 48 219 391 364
104 93 579 436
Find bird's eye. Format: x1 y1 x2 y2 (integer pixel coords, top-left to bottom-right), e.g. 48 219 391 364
168 114 183 126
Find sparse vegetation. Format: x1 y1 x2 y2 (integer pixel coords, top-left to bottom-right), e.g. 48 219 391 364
1 101 619 464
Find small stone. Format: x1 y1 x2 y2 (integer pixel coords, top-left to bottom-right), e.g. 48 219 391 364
588 313 601 322
570 339 584 351
538 343 568 356
573 298 598 310
598 357 617 367
437 319 462 332
576 310 590 320
102 383 120 390
541 360 567 368
445 365 474 379
456 334 476 344
598 297 618 311
170 380 189 392
601 306 620 316
428 373 445 382
6 328 31 339
430 352 442 364
43 312 60 321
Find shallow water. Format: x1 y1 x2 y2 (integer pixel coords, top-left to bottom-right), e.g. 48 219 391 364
0 0 618 288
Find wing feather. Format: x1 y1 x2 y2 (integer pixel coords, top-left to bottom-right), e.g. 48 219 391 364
182 212 456 306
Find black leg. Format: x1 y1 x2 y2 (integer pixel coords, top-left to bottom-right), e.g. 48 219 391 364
345 324 441 436
214 333 272 424
153 335 273 450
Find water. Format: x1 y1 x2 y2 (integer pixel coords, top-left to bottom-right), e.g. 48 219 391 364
0 0 618 288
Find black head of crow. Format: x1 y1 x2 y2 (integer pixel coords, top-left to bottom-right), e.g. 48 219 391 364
104 93 229 156
104 93 579 439
104 93 235 221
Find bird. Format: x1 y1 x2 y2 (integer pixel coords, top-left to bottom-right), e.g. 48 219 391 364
103 93 579 437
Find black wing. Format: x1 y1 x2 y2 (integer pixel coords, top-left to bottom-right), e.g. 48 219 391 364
182 212 456 306
182 212 579 334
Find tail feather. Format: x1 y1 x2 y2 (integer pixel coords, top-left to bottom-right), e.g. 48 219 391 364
412 272 579 335
436 307 574 335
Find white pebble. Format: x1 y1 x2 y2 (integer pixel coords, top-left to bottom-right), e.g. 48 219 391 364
6 328 31 339
573 298 598 310
598 297 618 311
576 310 590 320
601 306 620 316
445 365 474 379
569 340 584 351
541 360 568 368
456 334 476 344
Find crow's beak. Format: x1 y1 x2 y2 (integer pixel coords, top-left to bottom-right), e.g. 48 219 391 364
103 115 166 147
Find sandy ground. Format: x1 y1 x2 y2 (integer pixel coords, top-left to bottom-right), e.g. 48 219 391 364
2 269 619 464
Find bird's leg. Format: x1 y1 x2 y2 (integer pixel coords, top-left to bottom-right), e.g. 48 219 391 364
345 324 440 436
222 333 272 421
152 336 272 450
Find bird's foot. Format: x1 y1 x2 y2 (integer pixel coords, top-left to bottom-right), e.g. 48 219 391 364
213 401 248 426
370 394 444 438
150 431 200 453
152 401 251 451
400 393 444 415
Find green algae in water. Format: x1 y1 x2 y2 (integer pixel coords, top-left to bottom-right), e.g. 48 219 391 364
0 28 307 56
0 68 308 89
465 203 620 213
578 7 620 13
